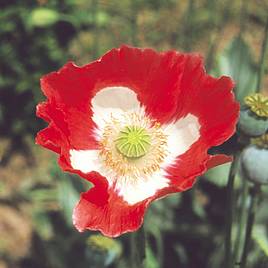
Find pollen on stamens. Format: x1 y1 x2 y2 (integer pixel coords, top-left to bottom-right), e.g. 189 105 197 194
99 112 168 179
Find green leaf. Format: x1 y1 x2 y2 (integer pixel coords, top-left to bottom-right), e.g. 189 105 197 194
145 245 160 268
204 163 231 187
253 225 268 256
29 188 57 203
96 11 110 27
28 8 60 27
146 224 164 267
203 163 241 188
57 175 80 226
71 10 110 27
32 211 53 240
145 194 180 231
86 235 122 267
215 36 257 103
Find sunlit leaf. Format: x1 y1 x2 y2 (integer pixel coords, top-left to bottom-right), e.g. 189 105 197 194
29 188 57 203
96 11 110 26
86 235 122 267
28 8 60 27
145 245 160 268
253 225 268 256
203 162 241 188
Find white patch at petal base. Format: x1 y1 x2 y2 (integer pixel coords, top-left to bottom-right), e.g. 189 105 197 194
69 148 169 205
69 149 101 174
91 87 141 138
114 171 169 204
92 86 140 110
162 114 200 167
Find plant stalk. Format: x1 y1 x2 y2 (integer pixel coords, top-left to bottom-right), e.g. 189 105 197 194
130 225 146 268
225 152 241 268
233 180 249 264
240 184 261 268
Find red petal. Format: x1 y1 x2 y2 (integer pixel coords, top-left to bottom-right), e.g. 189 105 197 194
164 62 239 192
37 47 201 153
165 141 208 190
36 46 202 181
36 46 239 236
38 46 238 160
73 185 148 237
206 154 233 170
95 46 187 123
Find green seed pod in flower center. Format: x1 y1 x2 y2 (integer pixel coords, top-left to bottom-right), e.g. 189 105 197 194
115 126 151 158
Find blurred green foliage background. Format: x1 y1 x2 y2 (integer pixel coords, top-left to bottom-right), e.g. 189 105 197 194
0 0 268 267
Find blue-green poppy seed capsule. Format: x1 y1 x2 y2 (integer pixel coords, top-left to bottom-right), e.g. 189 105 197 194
115 126 151 158
241 145 268 185
238 109 268 137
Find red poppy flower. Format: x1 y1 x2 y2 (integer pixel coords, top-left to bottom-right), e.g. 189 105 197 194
36 46 239 237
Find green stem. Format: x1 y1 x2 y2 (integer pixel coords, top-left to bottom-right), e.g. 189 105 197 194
240 184 261 268
233 180 249 264
256 16 268 93
130 225 146 268
225 152 241 268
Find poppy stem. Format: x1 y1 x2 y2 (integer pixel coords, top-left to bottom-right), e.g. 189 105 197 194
224 151 241 268
256 16 268 93
239 184 261 268
233 180 249 264
130 225 146 268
